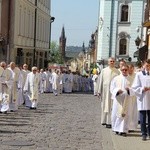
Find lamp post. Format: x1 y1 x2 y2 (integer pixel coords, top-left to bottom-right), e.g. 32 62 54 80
49 16 55 50
48 16 55 65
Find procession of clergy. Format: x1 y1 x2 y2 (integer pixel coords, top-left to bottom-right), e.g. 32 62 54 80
93 57 150 141
0 61 94 113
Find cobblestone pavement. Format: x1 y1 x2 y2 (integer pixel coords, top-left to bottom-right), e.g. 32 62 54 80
0 93 114 150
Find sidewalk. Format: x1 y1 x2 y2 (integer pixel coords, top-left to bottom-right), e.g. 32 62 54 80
103 125 150 150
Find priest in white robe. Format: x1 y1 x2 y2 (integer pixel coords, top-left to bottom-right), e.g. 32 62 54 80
97 57 120 128
51 69 59 96
92 70 99 96
132 59 150 141
24 67 40 109
0 62 13 113
0 65 4 112
8 62 21 112
128 64 138 131
110 64 133 136
22 64 31 107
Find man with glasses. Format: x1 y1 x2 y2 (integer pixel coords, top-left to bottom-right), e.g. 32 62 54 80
97 57 120 128
132 59 150 141
110 64 133 136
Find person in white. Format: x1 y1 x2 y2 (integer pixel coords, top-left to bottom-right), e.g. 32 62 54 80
51 69 59 96
132 59 150 141
22 64 31 107
24 66 40 109
118 59 126 73
8 62 21 112
92 70 99 96
17 66 24 106
128 64 138 132
0 62 13 113
97 57 120 128
68 70 73 93
43 68 51 93
110 64 134 136
59 71 63 94
0 64 4 112
39 69 46 94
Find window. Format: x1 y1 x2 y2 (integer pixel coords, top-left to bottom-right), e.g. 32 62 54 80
119 39 127 55
121 5 128 22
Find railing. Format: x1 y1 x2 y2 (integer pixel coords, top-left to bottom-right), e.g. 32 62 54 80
144 6 150 23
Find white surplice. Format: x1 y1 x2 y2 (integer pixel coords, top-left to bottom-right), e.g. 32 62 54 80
110 74 133 133
132 71 150 111
8 67 21 111
24 72 40 108
97 66 120 125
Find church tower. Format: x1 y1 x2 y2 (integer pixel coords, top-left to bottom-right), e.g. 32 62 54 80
59 26 66 62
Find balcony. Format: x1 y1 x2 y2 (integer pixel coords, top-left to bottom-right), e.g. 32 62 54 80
143 6 150 27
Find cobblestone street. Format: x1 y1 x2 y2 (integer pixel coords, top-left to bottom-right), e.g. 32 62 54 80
0 93 113 150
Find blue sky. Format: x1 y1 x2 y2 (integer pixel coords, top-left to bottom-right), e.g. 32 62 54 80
51 0 99 47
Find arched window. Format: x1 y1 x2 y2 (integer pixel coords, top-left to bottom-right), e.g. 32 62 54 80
119 38 127 55
121 5 128 22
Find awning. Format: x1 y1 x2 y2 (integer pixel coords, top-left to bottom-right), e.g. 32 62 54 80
133 45 148 61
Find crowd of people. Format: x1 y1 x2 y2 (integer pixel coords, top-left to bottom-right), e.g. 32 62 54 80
94 57 150 141
0 61 95 114
1 58 149 141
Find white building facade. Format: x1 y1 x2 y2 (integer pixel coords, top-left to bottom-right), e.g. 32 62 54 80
9 0 51 69
97 0 146 63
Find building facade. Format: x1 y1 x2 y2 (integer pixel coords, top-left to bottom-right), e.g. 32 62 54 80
1 0 51 69
143 0 150 59
97 0 146 63
0 0 9 62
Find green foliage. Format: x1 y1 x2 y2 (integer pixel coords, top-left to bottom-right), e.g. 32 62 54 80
49 41 64 64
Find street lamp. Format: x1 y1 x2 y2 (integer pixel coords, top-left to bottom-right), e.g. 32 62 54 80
49 16 55 49
48 16 55 61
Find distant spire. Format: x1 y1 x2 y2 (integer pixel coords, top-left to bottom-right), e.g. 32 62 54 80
60 26 65 39
59 25 66 62
82 42 85 54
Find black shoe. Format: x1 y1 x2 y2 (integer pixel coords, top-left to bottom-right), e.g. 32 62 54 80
142 135 147 141
115 132 119 135
120 132 127 137
128 130 134 133
101 123 106 126
106 124 112 128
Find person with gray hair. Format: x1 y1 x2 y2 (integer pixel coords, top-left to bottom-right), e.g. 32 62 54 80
24 66 40 109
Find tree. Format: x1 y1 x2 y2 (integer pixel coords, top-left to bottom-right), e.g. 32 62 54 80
49 41 63 64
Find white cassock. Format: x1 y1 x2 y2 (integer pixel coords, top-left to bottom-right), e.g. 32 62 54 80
51 72 59 95
97 66 120 125
0 68 13 112
63 73 70 93
24 72 40 108
8 67 21 111
39 72 46 93
128 73 138 130
0 66 4 111
22 69 30 106
43 71 51 93
132 71 150 111
92 74 98 95
17 70 24 106
68 73 73 93
110 74 133 133
59 73 63 94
